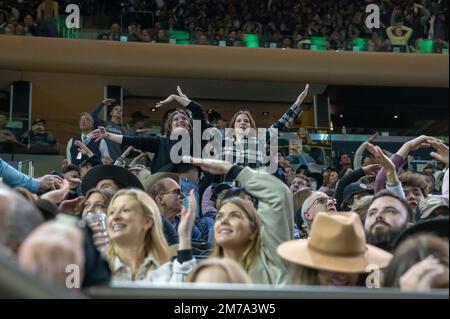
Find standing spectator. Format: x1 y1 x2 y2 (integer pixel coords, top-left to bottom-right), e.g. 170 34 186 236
90 98 126 161
36 0 59 37
66 113 110 166
127 111 152 137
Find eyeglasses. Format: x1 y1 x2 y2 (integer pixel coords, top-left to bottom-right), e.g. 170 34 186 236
305 196 336 213
160 188 183 196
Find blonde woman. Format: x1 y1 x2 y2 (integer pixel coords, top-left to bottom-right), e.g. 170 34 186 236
187 258 252 284
184 156 294 284
106 188 196 282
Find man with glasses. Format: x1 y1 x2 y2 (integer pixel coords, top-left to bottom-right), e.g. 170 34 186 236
365 190 413 252
300 192 338 234
148 175 203 241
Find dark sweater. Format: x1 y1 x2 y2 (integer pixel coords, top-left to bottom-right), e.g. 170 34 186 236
122 101 213 173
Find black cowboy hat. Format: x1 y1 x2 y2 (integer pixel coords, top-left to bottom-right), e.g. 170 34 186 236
393 216 449 249
81 164 143 195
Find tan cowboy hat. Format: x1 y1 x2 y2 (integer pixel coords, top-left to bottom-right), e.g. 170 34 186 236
138 170 180 192
277 212 392 273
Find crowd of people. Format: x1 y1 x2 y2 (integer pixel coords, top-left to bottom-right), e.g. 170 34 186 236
1 0 448 52
0 84 448 294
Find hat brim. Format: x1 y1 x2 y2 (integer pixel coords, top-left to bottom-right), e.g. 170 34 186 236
394 216 449 249
277 239 392 273
81 165 143 195
139 171 180 192
420 204 449 219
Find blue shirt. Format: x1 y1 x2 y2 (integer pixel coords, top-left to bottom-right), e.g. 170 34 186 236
0 158 40 193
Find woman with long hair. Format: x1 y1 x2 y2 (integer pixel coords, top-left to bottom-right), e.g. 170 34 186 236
106 188 197 282
185 156 294 284
90 86 216 175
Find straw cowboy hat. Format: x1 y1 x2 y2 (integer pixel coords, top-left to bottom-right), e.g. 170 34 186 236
138 170 180 192
277 212 392 273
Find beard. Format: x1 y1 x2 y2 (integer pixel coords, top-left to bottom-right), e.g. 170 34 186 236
366 222 406 252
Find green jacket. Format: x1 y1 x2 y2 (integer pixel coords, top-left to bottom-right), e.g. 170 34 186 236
235 167 294 284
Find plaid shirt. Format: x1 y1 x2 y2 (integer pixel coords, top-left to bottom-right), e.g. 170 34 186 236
221 102 303 169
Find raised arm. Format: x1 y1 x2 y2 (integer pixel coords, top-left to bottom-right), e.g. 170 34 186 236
374 135 441 192
90 98 115 127
402 26 413 41
271 84 309 132
354 133 379 170
89 126 160 154
184 156 294 264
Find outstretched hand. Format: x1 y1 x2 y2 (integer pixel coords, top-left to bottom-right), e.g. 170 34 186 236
428 139 449 166
89 126 108 143
177 190 197 250
182 156 233 175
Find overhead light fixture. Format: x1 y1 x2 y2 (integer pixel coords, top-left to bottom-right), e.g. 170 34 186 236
262 112 269 116
151 108 157 112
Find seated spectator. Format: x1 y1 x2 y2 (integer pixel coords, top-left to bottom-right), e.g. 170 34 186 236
384 234 448 291
146 170 205 242
23 14 38 36
18 214 111 288
386 23 413 51
365 190 414 252
0 185 44 255
81 164 143 195
187 258 252 284
20 118 58 153
418 196 449 220
367 31 390 52
290 174 310 193
341 182 374 211
185 156 294 284
293 188 312 240
277 212 392 286
352 195 374 223
399 171 429 213
62 164 81 200
301 191 337 235
0 112 20 153
106 188 196 282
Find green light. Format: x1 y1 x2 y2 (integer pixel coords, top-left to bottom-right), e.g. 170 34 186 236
310 37 327 51
168 30 190 44
244 34 259 48
419 40 434 53
352 38 367 51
